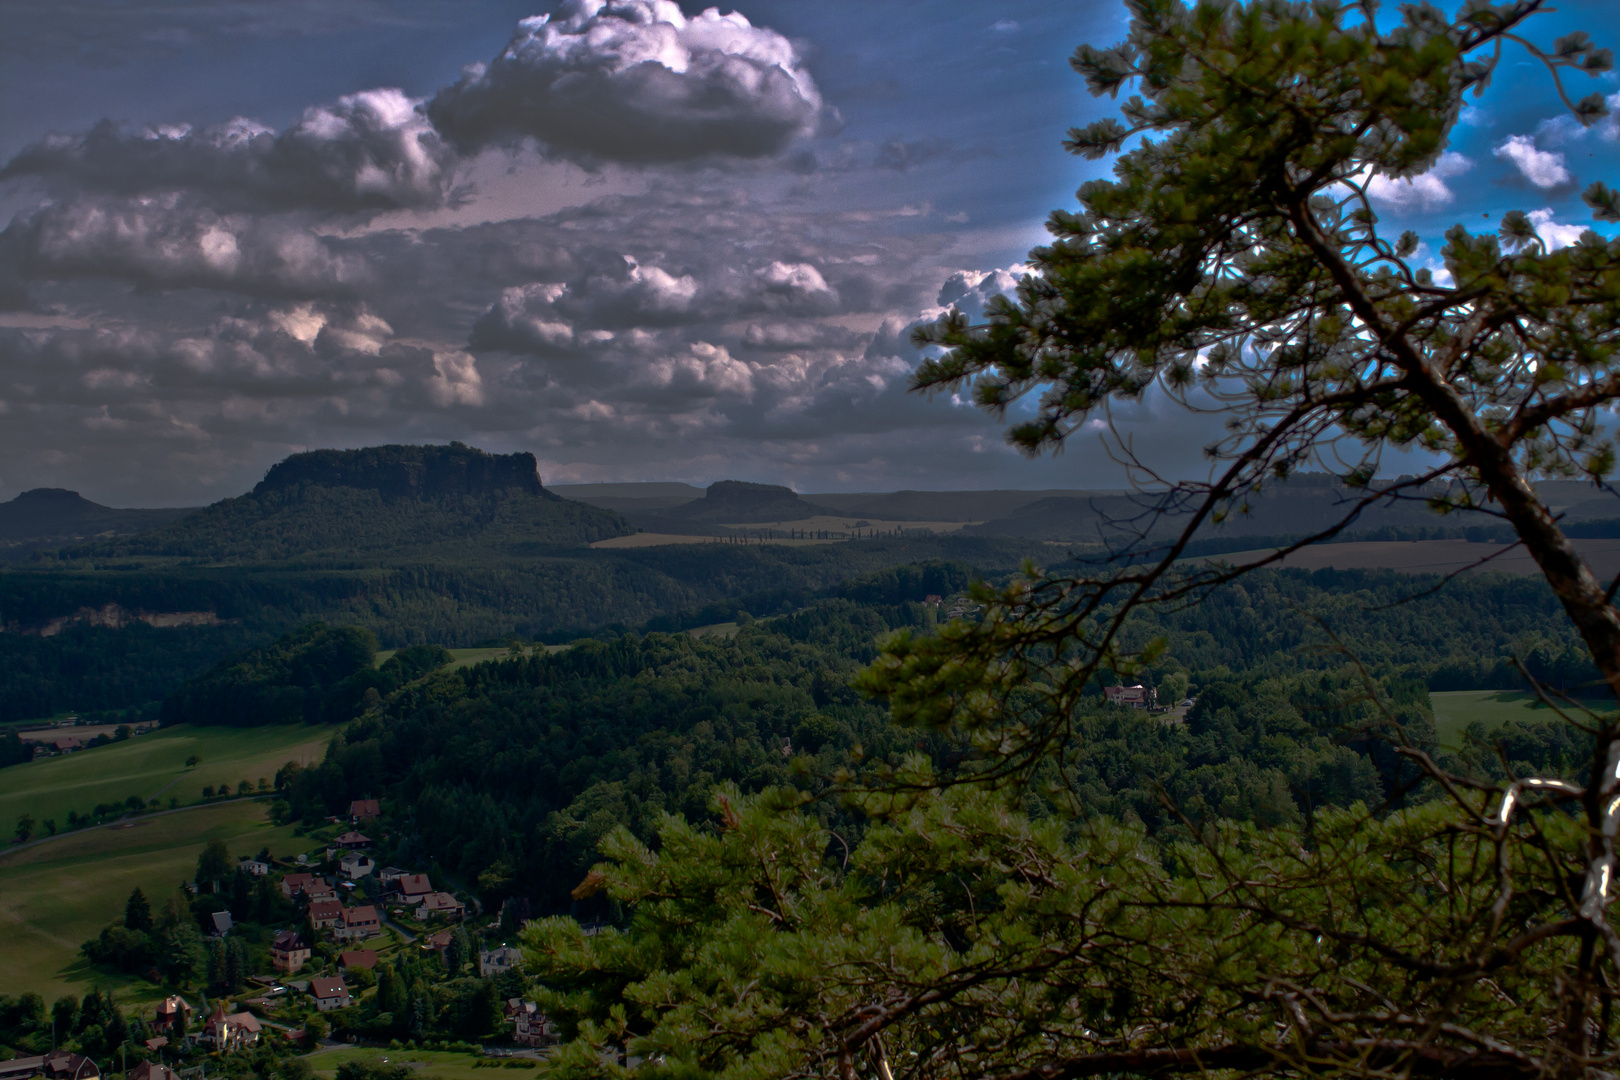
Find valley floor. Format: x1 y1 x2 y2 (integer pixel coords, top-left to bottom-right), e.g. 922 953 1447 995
0 723 330 829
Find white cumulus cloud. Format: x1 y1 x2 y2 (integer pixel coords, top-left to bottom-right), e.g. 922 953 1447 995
1494 134 1570 189
427 0 823 163
1364 152 1471 211
1527 208 1590 251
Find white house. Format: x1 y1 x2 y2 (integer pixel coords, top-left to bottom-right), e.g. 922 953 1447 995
339 851 375 879
480 944 523 977
310 976 351 1012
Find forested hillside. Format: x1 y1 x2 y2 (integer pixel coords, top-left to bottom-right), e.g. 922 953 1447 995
265 564 1598 916
0 536 1035 722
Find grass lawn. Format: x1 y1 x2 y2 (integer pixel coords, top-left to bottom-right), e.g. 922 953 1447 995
1430 689 1616 749
0 799 306 1006
306 1047 518 1080
0 723 331 829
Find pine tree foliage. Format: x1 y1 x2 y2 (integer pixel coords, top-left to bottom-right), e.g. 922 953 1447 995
522 3 1620 1079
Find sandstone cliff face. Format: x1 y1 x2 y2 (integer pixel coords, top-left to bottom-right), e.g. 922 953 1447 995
254 443 548 500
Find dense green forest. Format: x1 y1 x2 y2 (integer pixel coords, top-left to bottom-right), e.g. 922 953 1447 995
0 536 1033 723
258 564 1597 916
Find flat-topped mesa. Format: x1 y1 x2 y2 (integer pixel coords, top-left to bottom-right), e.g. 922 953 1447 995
667 480 837 524
254 443 547 500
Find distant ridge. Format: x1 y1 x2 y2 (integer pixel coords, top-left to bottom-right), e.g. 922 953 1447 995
0 488 198 559
59 443 629 562
256 442 548 500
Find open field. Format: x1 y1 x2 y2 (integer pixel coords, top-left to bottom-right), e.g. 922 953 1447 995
376 644 574 668
305 1047 515 1080
0 800 306 1004
0 723 330 828
592 531 843 549
17 723 146 743
720 515 981 534
1430 689 1616 750
686 621 740 639
1199 538 1620 578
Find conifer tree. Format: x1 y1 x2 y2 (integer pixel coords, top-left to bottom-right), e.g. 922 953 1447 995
521 3 1620 1080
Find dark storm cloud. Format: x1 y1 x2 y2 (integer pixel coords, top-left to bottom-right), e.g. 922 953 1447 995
427 0 825 164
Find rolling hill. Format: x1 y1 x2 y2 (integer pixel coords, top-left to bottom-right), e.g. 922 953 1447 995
0 489 197 562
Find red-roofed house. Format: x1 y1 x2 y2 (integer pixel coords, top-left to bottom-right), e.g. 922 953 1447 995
1103 684 1158 709
308 899 344 931
332 831 371 850
129 1064 177 1080
394 873 433 900
349 799 380 821
279 872 316 900
339 948 378 971
152 995 191 1034
310 976 351 1012
335 904 380 941
415 891 466 921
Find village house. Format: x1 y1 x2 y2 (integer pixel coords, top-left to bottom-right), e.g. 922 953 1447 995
44 1054 100 1080
339 948 378 972
393 872 433 901
425 928 454 961
271 930 311 973
308 898 344 932
349 798 381 822
376 866 408 886
152 996 192 1035
127 1064 177 1080
304 879 338 903
335 904 380 941
1103 684 1158 709
279 872 316 900
480 945 522 977
338 851 375 879
0 1052 102 1080
199 1005 261 1051
415 891 465 921
238 859 270 876
331 831 371 850
141 1038 168 1054
310 976 351 1012
209 911 234 937
504 1001 557 1047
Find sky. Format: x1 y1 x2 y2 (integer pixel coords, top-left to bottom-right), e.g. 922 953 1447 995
0 0 1617 506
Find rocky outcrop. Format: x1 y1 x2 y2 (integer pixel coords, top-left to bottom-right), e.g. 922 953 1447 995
665 481 837 525
2 603 232 636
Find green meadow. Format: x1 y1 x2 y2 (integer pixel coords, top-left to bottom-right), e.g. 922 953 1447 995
0 723 331 830
0 800 306 1005
1429 689 1616 750
305 1047 520 1080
